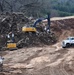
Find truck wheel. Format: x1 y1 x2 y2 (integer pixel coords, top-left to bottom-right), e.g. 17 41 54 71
62 46 66 48
66 43 70 47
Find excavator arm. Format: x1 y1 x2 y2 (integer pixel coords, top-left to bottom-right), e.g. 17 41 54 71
33 13 50 31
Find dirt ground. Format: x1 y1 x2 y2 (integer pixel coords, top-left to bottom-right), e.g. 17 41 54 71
0 42 74 75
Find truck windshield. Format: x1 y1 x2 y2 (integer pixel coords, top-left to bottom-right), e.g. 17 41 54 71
67 37 74 40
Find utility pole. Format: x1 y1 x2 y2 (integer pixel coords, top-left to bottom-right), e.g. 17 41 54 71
47 13 50 32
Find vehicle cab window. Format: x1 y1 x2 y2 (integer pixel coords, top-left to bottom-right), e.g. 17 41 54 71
71 38 74 40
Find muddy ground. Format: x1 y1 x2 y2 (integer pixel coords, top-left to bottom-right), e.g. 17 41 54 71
1 42 74 75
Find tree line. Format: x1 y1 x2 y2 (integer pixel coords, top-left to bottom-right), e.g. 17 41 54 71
0 0 74 17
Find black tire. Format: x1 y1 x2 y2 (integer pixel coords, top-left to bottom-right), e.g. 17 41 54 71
66 43 70 47
62 46 66 48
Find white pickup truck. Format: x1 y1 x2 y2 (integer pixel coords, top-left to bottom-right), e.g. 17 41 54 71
62 37 74 48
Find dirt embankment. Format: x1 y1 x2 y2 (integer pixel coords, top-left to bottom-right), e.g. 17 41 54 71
50 17 74 41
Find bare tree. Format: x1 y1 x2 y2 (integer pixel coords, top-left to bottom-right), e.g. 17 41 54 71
17 0 47 17
0 0 13 12
0 0 51 17
0 0 5 12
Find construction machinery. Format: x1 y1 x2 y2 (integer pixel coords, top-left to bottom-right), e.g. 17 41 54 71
5 32 17 50
22 14 50 33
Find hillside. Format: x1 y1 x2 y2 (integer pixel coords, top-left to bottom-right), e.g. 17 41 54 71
0 0 74 17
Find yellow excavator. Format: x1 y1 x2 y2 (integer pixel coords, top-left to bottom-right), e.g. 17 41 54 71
6 32 17 50
22 14 50 33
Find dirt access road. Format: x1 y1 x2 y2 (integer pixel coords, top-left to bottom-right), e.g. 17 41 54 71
0 42 74 75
